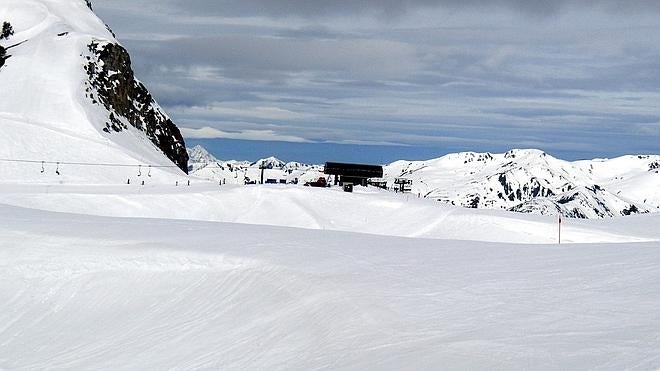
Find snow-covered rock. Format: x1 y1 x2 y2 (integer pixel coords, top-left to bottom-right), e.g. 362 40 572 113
186 144 220 173
0 0 188 185
512 185 648 219
283 161 308 171
187 145 219 165
252 156 286 169
384 149 660 219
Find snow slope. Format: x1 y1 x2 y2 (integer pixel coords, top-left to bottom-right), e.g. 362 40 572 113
3 3 660 369
2 146 660 368
0 0 187 184
1 183 659 244
2 203 660 369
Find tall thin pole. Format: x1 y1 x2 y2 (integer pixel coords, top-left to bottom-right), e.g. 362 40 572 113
558 215 562 244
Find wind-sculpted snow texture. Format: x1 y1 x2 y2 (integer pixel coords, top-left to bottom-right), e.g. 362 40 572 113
0 0 188 181
384 149 660 218
3 182 660 244
2 203 660 369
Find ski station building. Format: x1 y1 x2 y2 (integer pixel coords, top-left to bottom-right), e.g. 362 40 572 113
324 162 384 188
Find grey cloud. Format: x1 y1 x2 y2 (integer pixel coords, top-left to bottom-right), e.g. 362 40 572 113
129 35 420 79
178 0 660 18
93 0 660 159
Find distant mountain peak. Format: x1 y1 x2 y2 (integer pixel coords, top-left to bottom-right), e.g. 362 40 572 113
187 145 219 164
252 157 285 169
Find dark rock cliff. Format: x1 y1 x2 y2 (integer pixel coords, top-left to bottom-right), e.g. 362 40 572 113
1 22 14 40
0 46 7 69
0 21 13 69
84 41 189 173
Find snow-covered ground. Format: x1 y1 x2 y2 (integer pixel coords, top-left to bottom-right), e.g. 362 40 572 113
2 201 660 370
2 183 659 244
3 1 660 369
2 180 660 369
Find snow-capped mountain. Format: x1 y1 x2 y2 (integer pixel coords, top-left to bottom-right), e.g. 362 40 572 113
384 149 660 218
187 145 218 164
511 185 644 218
0 0 188 184
186 144 221 173
252 156 286 169
186 145 658 219
187 146 324 185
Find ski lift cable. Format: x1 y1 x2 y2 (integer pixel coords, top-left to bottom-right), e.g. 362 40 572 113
0 157 180 168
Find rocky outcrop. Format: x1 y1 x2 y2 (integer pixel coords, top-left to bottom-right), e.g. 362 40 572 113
511 185 648 219
1 22 14 40
84 41 189 173
0 21 13 69
385 149 660 219
0 46 7 69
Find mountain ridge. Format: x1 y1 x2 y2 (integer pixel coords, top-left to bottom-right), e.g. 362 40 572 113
384 149 659 218
189 145 660 219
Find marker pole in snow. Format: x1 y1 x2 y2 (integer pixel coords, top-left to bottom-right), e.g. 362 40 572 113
558 215 562 244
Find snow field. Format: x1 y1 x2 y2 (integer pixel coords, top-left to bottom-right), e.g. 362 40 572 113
2 1 660 368
1 183 658 244
1 204 660 369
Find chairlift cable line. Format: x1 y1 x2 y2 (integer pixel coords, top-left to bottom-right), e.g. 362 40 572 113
0 157 179 168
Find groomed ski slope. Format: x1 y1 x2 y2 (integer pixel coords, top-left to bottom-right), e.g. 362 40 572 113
1 203 660 370
1 183 660 244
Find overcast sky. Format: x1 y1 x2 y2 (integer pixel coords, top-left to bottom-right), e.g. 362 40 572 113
94 0 660 160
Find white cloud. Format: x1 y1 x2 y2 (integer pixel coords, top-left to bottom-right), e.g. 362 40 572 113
181 127 312 143
179 104 313 121
330 139 408 146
